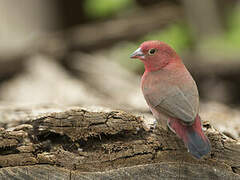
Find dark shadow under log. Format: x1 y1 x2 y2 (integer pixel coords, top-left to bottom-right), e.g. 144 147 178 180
0 106 239 179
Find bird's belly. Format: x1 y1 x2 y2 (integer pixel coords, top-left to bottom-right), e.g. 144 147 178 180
150 106 169 130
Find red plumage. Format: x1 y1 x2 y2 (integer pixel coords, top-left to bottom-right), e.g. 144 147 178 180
130 41 211 159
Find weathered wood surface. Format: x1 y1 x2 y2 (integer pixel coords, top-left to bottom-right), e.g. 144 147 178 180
0 106 239 180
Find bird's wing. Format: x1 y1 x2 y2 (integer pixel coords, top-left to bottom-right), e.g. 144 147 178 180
143 80 199 123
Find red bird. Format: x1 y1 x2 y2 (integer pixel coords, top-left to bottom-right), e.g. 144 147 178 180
130 40 211 159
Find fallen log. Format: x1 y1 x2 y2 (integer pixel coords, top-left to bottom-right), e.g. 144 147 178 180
0 106 239 179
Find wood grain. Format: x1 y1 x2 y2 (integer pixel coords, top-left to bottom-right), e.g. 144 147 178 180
0 106 239 179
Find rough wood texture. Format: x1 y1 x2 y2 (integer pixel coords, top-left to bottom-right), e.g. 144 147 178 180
0 106 239 179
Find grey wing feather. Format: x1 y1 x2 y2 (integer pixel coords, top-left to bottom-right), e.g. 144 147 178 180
142 69 199 124
154 87 199 123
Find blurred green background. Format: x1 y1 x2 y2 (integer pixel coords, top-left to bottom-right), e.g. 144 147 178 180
0 0 240 106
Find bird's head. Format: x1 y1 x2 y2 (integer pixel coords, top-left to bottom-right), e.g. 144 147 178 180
130 41 179 71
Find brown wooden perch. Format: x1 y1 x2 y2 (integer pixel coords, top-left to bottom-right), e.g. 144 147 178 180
0 106 239 179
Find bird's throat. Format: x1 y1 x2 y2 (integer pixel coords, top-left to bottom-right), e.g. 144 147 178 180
143 60 169 72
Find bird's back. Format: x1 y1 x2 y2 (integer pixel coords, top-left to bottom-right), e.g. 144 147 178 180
141 61 199 126
132 40 211 158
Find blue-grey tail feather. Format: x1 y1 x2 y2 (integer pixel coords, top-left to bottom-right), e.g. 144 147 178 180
186 129 211 159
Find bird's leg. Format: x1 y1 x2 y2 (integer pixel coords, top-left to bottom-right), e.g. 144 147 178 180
167 119 176 134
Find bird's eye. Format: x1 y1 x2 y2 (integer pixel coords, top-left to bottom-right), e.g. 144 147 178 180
148 48 156 55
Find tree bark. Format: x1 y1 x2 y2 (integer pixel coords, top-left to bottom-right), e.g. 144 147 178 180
0 106 239 179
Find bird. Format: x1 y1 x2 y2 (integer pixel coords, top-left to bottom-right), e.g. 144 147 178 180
130 40 211 159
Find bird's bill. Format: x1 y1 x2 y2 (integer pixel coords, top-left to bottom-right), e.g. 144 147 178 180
130 48 145 59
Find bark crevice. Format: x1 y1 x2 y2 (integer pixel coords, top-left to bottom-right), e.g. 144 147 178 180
0 107 239 179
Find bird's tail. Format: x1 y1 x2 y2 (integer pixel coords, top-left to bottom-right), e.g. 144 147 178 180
168 115 211 159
